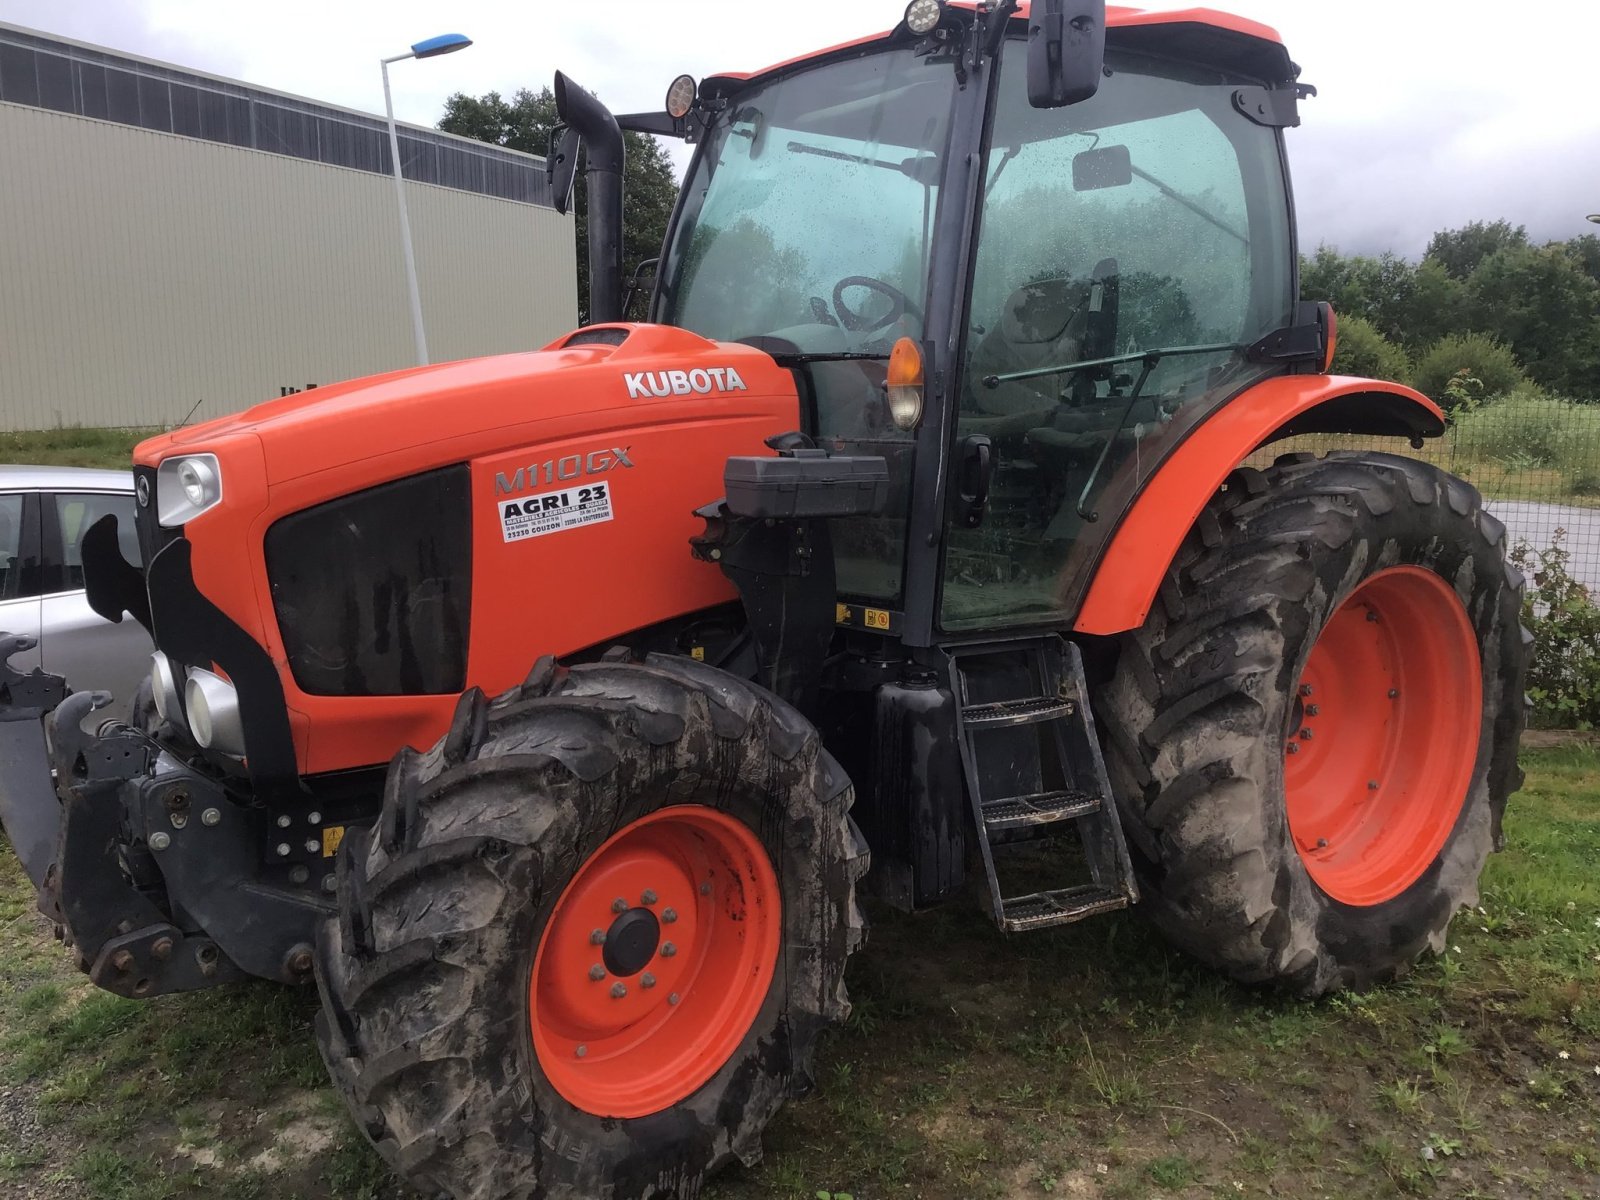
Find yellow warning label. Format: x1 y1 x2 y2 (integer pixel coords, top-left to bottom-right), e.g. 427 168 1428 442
835 603 852 625
322 826 346 858
691 646 706 661
864 608 891 630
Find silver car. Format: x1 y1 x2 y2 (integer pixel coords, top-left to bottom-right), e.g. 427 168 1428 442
0 465 151 712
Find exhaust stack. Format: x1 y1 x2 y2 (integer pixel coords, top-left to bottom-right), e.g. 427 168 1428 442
554 72 625 326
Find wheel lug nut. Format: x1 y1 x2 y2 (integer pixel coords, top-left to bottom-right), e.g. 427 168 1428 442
576 1045 587 1058
590 928 605 945
1366 611 1379 623
699 882 712 896
668 993 680 1006
1305 705 1319 717
660 942 677 958
1368 780 1379 791
1299 728 1312 740
1300 685 1313 698
1388 689 1400 699
1286 743 1300 755
641 972 656 989
611 897 628 914
610 982 627 999
662 908 677 924
641 889 658 905
1316 838 1328 849
589 964 606 981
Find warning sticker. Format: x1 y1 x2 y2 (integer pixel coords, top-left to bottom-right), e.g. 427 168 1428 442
499 482 615 543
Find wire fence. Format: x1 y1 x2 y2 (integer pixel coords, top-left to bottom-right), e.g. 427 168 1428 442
1250 393 1600 598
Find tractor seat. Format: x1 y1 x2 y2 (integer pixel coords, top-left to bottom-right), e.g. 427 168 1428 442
962 277 1094 437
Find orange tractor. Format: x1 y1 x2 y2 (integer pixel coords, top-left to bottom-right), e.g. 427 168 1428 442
0 2 1528 1197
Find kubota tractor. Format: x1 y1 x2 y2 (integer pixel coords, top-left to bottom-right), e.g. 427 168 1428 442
0 3 1528 1197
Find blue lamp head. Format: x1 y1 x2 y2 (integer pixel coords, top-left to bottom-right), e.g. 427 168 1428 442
410 33 472 59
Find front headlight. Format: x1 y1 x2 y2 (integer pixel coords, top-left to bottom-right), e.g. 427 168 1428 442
156 454 223 527
184 667 244 756
150 652 184 728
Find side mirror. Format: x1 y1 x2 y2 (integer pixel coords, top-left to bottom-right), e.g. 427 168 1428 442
546 124 580 216
1072 144 1131 192
1027 0 1106 109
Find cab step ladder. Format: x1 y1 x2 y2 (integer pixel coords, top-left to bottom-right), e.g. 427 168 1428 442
949 636 1138 933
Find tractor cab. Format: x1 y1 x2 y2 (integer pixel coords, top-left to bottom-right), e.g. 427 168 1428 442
596 0 1308 641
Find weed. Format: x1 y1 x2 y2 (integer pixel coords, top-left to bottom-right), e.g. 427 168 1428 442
1145 1154 1196 1189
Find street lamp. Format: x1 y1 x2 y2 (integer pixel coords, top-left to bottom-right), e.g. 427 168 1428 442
381 33 472 366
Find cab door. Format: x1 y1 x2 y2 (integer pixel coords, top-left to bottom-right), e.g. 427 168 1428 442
936 42 1294 634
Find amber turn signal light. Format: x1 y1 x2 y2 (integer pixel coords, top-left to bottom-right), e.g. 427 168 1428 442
886 337 925 430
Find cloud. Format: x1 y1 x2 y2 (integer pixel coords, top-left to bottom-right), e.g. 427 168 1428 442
4 0 1596 256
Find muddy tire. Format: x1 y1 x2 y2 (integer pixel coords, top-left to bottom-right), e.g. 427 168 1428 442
314 653 867 1200
1099 451 1529 995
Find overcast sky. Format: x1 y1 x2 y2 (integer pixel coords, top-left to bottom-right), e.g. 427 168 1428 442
4 0 1597 257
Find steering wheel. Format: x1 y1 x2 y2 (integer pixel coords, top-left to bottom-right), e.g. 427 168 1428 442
832 275 914 334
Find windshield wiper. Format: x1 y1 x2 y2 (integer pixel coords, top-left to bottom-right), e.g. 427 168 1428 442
1130 165 1249 246
981 341 1246 390
786 141 942 186
771 351 890 364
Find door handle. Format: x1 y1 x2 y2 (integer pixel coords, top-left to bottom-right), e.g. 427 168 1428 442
956 434 993 529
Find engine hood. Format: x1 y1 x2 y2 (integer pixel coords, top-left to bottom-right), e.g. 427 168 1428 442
134 324 797 487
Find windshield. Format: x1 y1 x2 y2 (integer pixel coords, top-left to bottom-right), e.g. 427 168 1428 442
658 50 959 354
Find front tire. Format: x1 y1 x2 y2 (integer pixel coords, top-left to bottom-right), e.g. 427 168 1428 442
1099 452 1529 995
314 653 867 1199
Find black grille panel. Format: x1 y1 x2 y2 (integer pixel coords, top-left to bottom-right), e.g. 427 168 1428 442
265 467 472 696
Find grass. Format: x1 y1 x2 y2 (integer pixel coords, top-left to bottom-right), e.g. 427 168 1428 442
0 746 1594 1198
0 427 162 470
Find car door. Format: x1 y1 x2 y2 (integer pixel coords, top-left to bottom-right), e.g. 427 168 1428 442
39 490 152 712
0 492 44 673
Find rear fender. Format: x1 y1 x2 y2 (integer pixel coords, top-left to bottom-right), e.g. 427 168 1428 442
1074 375 1445 636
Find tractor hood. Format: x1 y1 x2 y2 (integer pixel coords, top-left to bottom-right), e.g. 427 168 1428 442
133 325 799 487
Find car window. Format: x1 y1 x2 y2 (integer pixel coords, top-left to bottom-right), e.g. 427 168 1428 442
0 494 25 600
52 492 141 591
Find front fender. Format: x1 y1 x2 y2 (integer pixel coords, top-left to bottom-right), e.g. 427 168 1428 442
1073 375 1444 637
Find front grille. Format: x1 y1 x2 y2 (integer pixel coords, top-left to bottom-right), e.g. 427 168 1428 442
264 466 472 696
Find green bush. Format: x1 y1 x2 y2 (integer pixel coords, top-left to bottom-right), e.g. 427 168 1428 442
1412 333 1526 408
1331 314 1410 384
1451 389 1578 467
1512 532 1600 730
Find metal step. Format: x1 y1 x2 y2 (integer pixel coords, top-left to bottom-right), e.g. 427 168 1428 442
981 788 1102 831
961 695 1075 728
999 885 1128 933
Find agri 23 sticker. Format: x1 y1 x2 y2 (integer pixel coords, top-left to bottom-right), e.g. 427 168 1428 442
500 482 614 543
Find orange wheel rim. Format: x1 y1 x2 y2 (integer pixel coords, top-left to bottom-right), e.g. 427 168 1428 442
1284 566 1482 906
529 806 781 1118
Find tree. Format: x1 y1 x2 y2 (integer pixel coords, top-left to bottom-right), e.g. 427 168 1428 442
1563 234 1600 287
1300 246 1463 351
439 88 680 325
1465 244 1600 395
1424 220 1529 281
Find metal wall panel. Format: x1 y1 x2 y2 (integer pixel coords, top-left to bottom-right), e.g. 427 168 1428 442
0 102 579 431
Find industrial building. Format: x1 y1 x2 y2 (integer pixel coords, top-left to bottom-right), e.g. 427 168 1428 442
0 23 577 432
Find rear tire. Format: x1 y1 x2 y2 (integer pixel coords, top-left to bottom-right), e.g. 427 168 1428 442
314 653 867 1199
1099 452 1529 995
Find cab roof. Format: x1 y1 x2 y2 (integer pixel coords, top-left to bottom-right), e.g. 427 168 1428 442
706 5 1292 91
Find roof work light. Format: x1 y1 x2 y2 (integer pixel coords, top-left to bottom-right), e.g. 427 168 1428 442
905 0 945 35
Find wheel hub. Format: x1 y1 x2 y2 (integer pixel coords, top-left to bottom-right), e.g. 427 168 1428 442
1283 566 1482 906
529 805 782 1119
602 907 660 977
